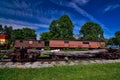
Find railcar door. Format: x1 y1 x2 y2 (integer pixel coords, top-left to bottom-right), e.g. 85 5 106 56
20 48 27 61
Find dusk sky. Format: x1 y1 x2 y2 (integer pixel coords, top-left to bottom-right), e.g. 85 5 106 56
0 0 120 39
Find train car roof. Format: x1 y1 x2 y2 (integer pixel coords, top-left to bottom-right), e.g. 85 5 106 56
50 39 105 42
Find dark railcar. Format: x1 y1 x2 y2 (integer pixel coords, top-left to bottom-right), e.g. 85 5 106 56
14 40 45 49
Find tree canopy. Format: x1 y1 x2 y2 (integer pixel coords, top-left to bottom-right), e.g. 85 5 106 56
40 14 74 40
108 31 120 46
12 27 36 40
79 22 104 41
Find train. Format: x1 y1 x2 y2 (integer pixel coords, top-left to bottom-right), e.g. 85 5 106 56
0 39 106 62
14 39 105 49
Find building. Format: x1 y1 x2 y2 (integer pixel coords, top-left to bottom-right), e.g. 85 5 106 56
0 34 7 45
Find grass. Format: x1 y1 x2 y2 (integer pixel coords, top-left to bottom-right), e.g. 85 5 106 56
0 62 120 80
39 53 50 57
62 48 89 52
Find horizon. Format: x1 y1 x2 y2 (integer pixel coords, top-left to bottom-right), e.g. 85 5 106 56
0 0 120 39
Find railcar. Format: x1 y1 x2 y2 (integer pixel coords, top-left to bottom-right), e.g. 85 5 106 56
14 40 45 49
49 39 105 49
8 40 45 61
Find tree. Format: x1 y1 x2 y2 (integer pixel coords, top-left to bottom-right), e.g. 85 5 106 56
49 20 60 39
40 32 52 46
0 25 3 33
12 29 24 40
107 31 120 46
4 25 13 38
114 31 120 46
12 27 36 40
115 31 120 38
40 32 51 41
59 14 74 39
22 28 36 40
40 14 74 41
79 22 104 41
107 38 115 45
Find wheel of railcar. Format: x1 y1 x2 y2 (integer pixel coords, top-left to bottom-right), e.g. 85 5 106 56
10 53 16 62
28 53 35 62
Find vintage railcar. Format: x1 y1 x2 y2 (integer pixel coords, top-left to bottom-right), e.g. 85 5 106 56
14 40 45 49
6 40 45 61
49 39 105 49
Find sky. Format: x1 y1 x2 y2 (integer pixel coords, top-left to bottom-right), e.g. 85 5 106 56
0 0 120 39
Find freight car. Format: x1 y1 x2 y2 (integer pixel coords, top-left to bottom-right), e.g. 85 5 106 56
8 40 45 61
49 39 105 49
14 40 45 49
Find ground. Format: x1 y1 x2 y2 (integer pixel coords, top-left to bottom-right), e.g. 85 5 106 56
0 62 120 80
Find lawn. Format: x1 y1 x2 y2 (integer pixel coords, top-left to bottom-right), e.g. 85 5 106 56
0 62 120 80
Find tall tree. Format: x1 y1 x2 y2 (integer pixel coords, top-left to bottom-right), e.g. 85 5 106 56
40 14 74 40
59 14 74 39
79 22 104 41
49 14 74 39
49 20 60 39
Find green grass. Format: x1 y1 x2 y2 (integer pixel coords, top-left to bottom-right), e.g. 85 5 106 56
62 48 89 51
0 62 120 80
39 54 50 57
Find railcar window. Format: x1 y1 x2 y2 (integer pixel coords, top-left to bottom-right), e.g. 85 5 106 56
20 40 23 43
83 42 89 44
64 40 69 43
38 41 41 43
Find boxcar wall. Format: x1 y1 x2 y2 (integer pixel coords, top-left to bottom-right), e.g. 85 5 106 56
14 40 45 49
49 40 105 49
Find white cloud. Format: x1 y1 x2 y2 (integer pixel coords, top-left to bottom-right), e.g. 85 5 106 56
50 0 112 37
104 4 120 13
69 2 96 21
72 0 90 5
0 18 49 29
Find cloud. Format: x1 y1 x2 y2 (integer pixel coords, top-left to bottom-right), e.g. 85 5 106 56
72 0 90 5
69 2 96 21
0 18 49 29
50 0 112 37
104 4 120 13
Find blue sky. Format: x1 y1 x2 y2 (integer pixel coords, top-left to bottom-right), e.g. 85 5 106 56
0 0 120 39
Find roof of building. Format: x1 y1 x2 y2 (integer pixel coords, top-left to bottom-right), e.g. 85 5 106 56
0 34 7 39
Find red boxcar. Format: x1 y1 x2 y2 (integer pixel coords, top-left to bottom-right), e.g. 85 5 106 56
49 40 105 49
14 40 45 49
